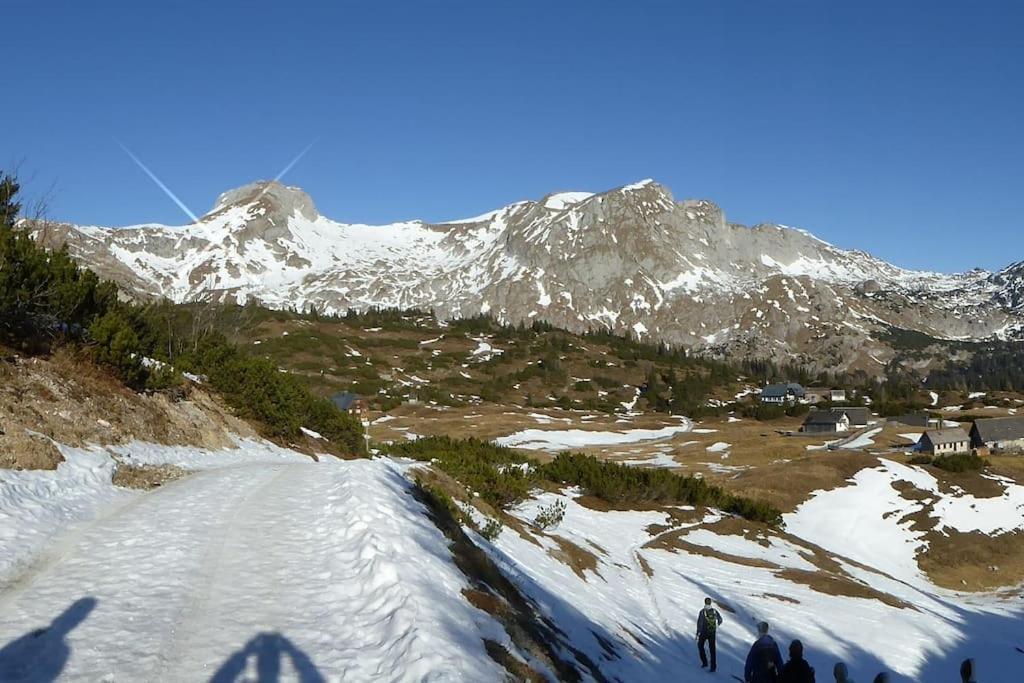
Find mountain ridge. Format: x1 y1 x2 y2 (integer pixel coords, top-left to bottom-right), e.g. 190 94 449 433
25 178 1024 374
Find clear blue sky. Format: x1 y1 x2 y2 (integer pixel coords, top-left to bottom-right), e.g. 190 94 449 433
5 1 1022 272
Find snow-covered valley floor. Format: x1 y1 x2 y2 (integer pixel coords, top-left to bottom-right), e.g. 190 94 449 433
2 440 1023 682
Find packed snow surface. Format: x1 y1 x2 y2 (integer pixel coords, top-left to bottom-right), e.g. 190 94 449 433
494 418 693 451
0 442 508 682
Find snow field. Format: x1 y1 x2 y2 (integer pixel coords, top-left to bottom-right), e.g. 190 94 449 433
494 417 693 451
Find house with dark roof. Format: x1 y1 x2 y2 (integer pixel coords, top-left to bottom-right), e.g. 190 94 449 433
970 416 1024 453
802 410 851 434
832 407 871 428
760 383 805 405
330 392 366 417
918 427 971 455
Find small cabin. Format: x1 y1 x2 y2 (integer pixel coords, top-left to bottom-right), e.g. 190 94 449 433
331 392 366 417
761 383 805 405
802 410 850 434
970 416 1024 453
918 427 970 455
834 407 871 428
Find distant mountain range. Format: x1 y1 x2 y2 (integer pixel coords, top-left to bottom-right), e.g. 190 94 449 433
25 179 1024 374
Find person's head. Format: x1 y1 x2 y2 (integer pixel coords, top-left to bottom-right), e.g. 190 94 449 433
834 662 849 682
788 639 804 660
757 621 770 636
872 674 890 683
704 598 712 607
960 658 976 683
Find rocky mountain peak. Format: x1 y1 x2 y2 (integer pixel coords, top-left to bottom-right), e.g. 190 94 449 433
208 181 318 222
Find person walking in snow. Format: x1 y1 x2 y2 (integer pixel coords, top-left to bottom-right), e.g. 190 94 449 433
871 674 889 683
745 621 784 683
960 659 978 683
780 639 815 683
833 662 854 683
696 597 723 672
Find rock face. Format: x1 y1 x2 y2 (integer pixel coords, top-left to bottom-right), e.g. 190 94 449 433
25 179 1024 374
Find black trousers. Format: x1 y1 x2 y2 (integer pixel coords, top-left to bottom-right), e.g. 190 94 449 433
698 632 716 670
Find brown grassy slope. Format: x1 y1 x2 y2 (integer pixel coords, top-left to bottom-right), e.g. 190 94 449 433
0 348 257 470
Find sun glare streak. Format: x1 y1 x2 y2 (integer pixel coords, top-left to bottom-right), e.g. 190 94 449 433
116 140 200 224
258 139 318 197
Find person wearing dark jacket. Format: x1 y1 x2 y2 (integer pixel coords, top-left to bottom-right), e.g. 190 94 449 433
745 622 784 683
780 639 815 683
696 598 724 672
960 658 977 683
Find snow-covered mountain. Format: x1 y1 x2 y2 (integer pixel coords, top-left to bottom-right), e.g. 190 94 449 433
28 179 1024 373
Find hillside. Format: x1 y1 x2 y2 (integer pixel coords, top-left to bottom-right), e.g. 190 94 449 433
26 179 1024 375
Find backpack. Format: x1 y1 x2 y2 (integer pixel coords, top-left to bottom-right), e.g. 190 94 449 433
703 607 718 633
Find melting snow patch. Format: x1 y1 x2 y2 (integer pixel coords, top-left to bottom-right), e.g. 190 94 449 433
838 427 882 449
494 419 693 452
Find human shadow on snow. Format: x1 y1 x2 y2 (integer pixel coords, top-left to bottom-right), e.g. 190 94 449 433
209 632 326 683
0 596 97 683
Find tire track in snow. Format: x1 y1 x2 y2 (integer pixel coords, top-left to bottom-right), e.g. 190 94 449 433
153 464 289 680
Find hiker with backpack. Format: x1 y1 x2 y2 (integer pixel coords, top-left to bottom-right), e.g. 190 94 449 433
745 621 784 683
696 597 724 672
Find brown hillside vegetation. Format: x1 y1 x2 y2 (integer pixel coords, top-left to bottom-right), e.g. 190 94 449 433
0 348 257 470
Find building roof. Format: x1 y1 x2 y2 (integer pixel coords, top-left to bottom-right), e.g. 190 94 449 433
761 382 805 398
971 416 1024 443
804 410 848 425
331 392 362 410
923 427 970 446
895 411 936 427
833 407 870 424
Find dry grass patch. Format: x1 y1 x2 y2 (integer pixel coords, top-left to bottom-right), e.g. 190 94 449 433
1 349 258 472
724 452 877 513
774 569 911 609
919 530 1024 591
0 427 64 470
547 536 602 580
112 464 187 490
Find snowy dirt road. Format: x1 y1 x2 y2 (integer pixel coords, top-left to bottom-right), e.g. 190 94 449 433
0 459 505 683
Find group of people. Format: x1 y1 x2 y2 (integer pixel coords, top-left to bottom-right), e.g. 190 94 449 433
695 598 981 682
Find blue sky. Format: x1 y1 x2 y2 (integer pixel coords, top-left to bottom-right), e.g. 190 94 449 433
5 1 1022 272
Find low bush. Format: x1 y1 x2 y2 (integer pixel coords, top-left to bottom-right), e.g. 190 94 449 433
533 500 567 530
538 453 782 525
907 452 988 472
386 437 536 509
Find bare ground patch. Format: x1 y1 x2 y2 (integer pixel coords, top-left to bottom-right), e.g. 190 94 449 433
112 463 187 490
1 349 258 471
919 530 1024 591
724 452 878 513
774 569 911 609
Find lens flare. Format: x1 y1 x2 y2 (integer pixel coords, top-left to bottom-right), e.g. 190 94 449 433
258 139 318 197
116 140 200 224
